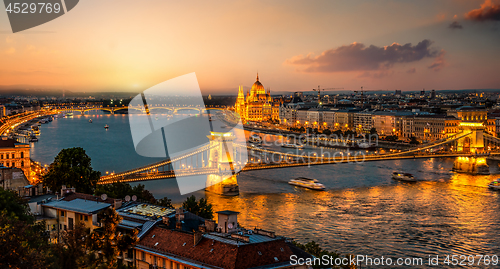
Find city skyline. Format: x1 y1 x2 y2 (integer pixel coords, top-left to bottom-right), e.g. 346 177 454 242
1 0 500 94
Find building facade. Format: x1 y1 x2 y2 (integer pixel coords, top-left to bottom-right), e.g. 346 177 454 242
0 137 30 179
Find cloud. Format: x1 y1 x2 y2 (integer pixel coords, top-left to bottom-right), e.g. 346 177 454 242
285 40 441 73
4 47 15 55
407 67 416 74
428 50 446 71
448 21 464 29
465 0 500 22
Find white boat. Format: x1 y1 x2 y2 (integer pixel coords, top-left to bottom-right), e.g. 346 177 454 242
281 143 304 149
29 136 38 142
104 124 109 129
488 180 500 190
392 172 416 182
248 134 262 144
89 119 92 123
288 177 325 190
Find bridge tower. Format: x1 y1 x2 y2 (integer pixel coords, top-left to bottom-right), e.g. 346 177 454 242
205 132 240 196
453 122 489 174
456 122 484 153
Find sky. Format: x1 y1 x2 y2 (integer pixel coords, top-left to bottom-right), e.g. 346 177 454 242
0 0 499 94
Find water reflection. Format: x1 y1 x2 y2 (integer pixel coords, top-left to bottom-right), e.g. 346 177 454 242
205 174 500 266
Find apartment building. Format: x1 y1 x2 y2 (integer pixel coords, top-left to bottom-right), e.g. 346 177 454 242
0 136 30 178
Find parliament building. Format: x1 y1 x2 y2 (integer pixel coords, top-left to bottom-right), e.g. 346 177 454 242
234 74 280 123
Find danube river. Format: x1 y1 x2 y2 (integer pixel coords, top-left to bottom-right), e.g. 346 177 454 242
31 113 500 267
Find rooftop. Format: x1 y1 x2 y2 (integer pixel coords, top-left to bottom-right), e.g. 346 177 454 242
43 198 111 214
117 203 176 222
138 226 309 269
216 210 239 215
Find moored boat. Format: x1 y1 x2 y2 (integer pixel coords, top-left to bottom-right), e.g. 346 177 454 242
288 177 325 190
392 172 416 182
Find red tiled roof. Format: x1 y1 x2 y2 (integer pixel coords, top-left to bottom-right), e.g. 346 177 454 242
62 192 117 205
138 226 297 269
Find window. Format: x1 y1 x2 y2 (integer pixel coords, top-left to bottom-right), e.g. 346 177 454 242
141 251 145 261
84 215 88 221
0 154 3 159
20 152 24 158
5 154 8 159
21 161 24 167
11 154 14 159
61 211 64 217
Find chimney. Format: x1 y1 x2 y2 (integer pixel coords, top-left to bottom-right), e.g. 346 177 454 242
205 220 216 232
114 199 122 209
193 231 202 246
176 208 184 222
162 216 170 226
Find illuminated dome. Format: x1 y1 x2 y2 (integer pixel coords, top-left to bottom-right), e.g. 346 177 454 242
250 73 265 95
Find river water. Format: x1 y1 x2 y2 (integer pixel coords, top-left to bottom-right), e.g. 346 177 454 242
30 113 500 267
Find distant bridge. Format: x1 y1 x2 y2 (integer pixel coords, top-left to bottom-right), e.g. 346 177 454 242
47 105 227 114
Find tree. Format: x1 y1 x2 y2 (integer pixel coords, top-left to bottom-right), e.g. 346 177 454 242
409 136 420 145
0 188 53 268
182 195 214 219
0 215 53 269
83 208 138 268
157 197 173 208
95 182 171 207
0 188 33 222
42 147 100 194
50 223 91 269
322 129 332 136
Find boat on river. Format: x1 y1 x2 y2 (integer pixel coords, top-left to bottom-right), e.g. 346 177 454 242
488 180 500 190
281 143 303 149
288 177 325 190
248 134 262 144
104 124 109 130
392 172 416 182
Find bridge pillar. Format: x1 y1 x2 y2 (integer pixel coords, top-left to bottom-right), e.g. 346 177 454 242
205 132 239 196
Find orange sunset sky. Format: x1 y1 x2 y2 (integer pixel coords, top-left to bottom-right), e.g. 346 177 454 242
1 0 500 94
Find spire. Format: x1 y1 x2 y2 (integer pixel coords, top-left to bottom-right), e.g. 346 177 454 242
256 72 259 82
237 86 244 100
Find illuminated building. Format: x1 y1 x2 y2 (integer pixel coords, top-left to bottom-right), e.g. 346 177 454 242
235 74 280 123
0 136 30 178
